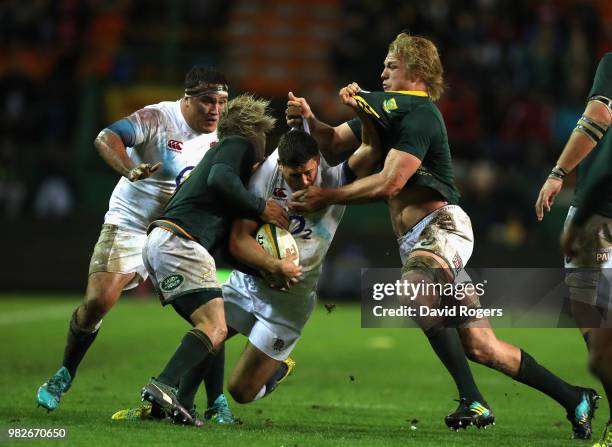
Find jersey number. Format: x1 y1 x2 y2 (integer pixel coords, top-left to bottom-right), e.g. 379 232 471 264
289 215 312 240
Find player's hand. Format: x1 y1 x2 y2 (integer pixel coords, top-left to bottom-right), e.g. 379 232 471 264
286 92 314 128
535 177 563 221
339 82 361 108
260 200 289 229
273 255 303 289
289 186 330 213
127 162 162 182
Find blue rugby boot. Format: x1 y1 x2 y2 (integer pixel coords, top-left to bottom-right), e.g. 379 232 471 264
36 367 72 412
204 394 236 424
567 388 600 439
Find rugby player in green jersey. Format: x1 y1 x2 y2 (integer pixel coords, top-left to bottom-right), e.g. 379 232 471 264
288 32 598 437
137 94 296 425
536 53 612 447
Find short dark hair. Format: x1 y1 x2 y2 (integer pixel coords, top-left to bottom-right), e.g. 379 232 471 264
184 65 227 90
277 130 319 167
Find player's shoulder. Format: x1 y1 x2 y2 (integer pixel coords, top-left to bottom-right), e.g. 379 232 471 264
596 53 612 76
600 52 612 64
319 155 344 187
401 99 444 132
133 100 178 124
217 135 251 150
254 149 279 178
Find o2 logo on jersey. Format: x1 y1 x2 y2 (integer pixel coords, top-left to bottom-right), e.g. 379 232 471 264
289 215 312 240
175 166 195 187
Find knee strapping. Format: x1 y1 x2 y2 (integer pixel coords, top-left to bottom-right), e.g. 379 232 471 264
565 271 600 306
71 309 101 334
402 255 449 285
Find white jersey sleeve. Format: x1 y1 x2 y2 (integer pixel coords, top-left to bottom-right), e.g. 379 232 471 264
103 100 218 233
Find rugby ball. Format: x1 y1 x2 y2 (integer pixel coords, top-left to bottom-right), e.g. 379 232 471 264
255 224 299 287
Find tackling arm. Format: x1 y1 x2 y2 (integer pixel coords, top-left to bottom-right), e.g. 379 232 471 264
287 92 359 165
228 219 302 284
290 149 420 212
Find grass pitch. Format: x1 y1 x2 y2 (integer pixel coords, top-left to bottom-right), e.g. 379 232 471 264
0 295 605 446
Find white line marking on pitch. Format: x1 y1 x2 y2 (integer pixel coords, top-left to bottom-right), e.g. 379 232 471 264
0 303 75 325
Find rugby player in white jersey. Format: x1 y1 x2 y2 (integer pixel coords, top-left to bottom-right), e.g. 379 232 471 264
36 66 234 421
158 115 380 410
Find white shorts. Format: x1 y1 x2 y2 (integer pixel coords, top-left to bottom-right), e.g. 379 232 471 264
398 205 474 280
143 227 221 304
564 206 612 268
88 224 148 290
563 207 612 312
222 270 317 361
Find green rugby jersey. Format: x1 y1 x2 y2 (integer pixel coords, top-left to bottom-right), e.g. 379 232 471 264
347 90 460 204
572 53 612 218
152 135 265 250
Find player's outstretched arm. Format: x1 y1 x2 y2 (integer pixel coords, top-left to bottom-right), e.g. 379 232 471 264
535 99 611 221
289 149 420 212
94 127 162 182
286 91 359 165
229 219 302 287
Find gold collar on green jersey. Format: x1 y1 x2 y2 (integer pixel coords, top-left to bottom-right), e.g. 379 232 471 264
387 90 429 96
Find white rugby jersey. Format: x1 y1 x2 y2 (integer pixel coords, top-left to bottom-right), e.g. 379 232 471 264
104 99 217 232
235 150 348 297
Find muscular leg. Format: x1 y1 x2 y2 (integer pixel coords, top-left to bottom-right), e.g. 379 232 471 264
156 296 227 388
589 328 612 419
228 342 282 404
63 271 135 378
403 252 484 403
177 328 238 410
458 322 582 410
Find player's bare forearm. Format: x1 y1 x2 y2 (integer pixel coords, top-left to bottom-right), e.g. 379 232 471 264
229 219 279 274
287 92 358 164
556 100 610 172
555 132 598 173
332 149 418 204
290 150 418 212
94 129 134 177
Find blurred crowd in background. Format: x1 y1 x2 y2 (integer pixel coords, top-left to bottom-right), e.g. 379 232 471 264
2 0 611 292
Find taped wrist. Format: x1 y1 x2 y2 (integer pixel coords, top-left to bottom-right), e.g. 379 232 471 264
548 165 568 181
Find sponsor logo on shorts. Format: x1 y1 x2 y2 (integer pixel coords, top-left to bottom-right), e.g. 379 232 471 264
272 338 285 352
160 273 184 291
452 253 463 270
